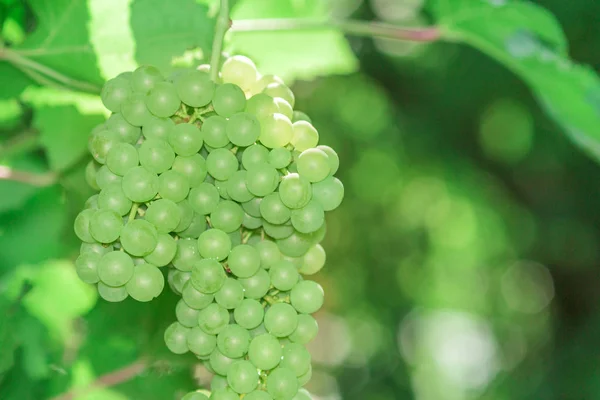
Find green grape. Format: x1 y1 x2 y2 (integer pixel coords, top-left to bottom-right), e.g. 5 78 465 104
215 278 244 309
221 56 258 91
214 179 230 200
175 69 215 107
269 260 299 291
282 255 303 269
278 173 311 209
169 123 203 156
202 116 230 148
253 240 281 269
246 164 279 197
290 281 324 314
260 193 291 225
168 269 191 295
248 333 282 370
85 160 100 190
213 83 246 117
298 244 325 275
210 349 241 376
227 112 260 147
182 391 210 400
85 194 99 210
101 77 132 112
131 65 163 93
217 324 251 358
228 244 260 278
178 213 207 238
276 231 314 257
291 121 318 152
249 324 267 338
191 258 227 293
297 149 330 183
292 111 311 124
182 280 214 309
311 223 327 244
281 343 311 376
262 220 294 240
290 200 324 234
292 388 312 400
89 209 122 243
138 139 175 174
146 81 180 117
207 148 239 181
266 368 298 400
171 154 207 187
187 326 217 356
121 93 151 126
211 200 244 233
263 82 295 108
242 144 269 170
89 129 121 164
106 143 139 176
239 269 270 299
246 93 278 120
297 364 312 386
227 360 258 394
226 171 254 203
268 148 292 169
120 219 158 256
98 282 128 302
144 233 177 267
197 229 232 261
96 166 123 191
172 237 201 272
210 387 238 400
244 391 273 400
315 145 338 176
274 97 293 120
106 113 141 144
145 198 181 233
251 74 283 94
243 214 262 230
176 298 201 327
311 177 344 211
234 299 264 330
143 115 175 141
80 242 112 256
242 197 262 218
125 263 164 301
210 374 229 391
158 170 189 203
198 303 230 334
97 251 134 287
259 113 293 149
164 321 190 354
75 252 100 284
98 183 132 216
264 303 298 337
74 209 96 243
189 182 220 214
122 166 159 202
174 200 194 232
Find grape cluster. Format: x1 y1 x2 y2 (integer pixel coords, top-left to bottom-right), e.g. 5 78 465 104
73 55 343 400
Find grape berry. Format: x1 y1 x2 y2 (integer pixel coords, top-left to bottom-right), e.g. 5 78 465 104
74 55 344 400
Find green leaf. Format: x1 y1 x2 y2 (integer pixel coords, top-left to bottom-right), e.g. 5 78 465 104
437 0 600 163
130 0 215 73
229 0 359 82
0 63 33 99
0 156 45 213
15 0 104 86
33 105 104 172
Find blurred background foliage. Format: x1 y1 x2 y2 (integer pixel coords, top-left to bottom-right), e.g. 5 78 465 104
1 0 600 399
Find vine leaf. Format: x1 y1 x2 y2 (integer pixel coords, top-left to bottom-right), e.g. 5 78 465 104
435 0 600 162
130 0 215 73
229 0 358 82
15 0 104 85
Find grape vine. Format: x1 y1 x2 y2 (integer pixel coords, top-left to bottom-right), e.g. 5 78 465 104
73 43 343 399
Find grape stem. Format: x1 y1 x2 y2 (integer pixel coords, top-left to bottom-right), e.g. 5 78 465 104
231 18 441 42
209 0 231 82
128 203 140 222
0 48 102 94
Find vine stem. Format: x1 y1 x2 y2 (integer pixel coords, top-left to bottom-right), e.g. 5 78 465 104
210 0 231 82
231 18 441 42
0 48 101 94
0 165 57 187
